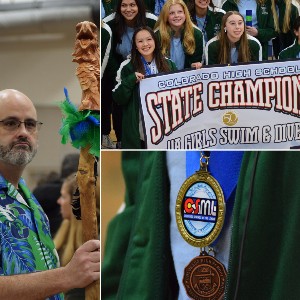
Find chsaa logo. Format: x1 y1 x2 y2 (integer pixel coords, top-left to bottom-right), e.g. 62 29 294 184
222 111 238 126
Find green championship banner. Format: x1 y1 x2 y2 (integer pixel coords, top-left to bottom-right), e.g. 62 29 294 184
139 59 300 149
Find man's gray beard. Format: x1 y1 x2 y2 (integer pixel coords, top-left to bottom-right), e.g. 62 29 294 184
0 144 37 166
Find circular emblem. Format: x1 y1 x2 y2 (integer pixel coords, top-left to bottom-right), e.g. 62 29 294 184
222 111 238 126
183 252 227 300
176 170 225 247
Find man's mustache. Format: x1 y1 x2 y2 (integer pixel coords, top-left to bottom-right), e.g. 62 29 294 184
11 138 32 150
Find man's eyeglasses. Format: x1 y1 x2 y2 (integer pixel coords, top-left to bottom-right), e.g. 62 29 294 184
0 119 43 133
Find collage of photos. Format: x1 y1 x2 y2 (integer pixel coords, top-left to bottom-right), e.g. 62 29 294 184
0 0 100 299
101 0 300 300
0 0 300 299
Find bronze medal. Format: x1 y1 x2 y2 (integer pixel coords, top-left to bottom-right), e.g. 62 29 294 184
183 251 227 300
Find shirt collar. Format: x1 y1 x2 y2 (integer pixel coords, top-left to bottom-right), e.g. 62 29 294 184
0 173 29 207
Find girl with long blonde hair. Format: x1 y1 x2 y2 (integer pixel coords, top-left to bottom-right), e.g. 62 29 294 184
205 11 262 64
154 0 204 69
271 0 299 58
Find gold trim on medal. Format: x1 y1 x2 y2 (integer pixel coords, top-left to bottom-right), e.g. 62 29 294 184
176 169 225 248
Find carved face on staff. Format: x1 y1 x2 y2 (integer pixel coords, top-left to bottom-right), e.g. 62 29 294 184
73 21 99 60
72 21 100 111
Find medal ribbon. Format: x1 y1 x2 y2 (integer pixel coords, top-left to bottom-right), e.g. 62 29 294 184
186 151 244 202
200 15 208 36
141 55 153 76
186 151 243 245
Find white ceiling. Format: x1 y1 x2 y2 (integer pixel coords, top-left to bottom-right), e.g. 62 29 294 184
0 0 99 39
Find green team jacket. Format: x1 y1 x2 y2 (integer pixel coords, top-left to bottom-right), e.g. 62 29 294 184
205 35 262 64
103 12 158 77
225 151 300 299
102 0 117 16
191 7 225 42
222 0 276 60
102 0 166 15
155 25 204 68
276 0 299 50
112 59 177 149
101 22 112 77
279 39 300 59
102 151 300 299
101 152 178 299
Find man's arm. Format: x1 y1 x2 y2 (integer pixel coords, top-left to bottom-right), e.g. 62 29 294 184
0 239 100 300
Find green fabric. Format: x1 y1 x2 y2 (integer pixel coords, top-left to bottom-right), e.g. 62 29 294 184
192 8 225 42
206 38 261 64
101 152 178 299
143 0 156 13
277 0 298 47
59 99 100 157
18 182 59 271
112 59 177 149
225 151 300 300
101 22 113 77
155 26 204 68
102 151 300 299
0 175 63 299
101 24 110 66
101 0 163 15
222 0 276 60
102 0 118 16
103 12 158 77
279 39 300 59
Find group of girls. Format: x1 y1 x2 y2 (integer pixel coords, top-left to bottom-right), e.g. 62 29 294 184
101 0 300 149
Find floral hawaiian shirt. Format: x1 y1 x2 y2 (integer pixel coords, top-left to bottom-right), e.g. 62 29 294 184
0 174 64 299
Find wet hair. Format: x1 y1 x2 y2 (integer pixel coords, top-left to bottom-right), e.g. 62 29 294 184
131 26 171 74
115 0 147 43
218 11 250 64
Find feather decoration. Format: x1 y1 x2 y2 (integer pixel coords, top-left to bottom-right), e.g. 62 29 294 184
59 88 100 157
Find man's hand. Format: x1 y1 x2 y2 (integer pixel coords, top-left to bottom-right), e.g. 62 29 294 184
64 239 100 289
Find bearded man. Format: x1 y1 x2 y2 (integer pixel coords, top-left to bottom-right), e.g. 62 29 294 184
0 89 100 300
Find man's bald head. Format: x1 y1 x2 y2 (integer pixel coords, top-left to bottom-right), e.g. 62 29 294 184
0 89 37 120
0 89 33 103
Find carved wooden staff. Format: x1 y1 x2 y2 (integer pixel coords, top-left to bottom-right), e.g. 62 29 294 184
72 20 100 300
60 21 100 300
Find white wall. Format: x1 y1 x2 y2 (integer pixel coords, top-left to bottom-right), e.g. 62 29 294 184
0 11 95 189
